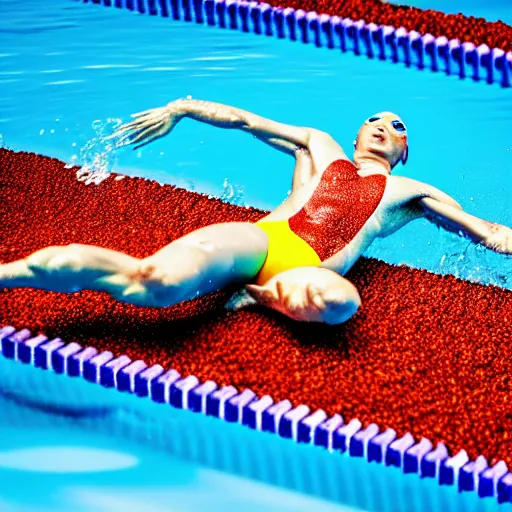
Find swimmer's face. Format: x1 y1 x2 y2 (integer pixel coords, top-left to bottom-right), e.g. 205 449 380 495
355 112 408 169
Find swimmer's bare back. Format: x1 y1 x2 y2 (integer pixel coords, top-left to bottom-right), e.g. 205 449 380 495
2 99 512 325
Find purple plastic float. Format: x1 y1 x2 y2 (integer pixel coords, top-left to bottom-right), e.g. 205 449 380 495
84 0 511 86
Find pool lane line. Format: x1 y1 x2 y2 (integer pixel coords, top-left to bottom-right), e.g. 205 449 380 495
82 0 512 87
1 324 511 504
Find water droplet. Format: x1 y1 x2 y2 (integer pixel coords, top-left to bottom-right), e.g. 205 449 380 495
220 178 245 206
73 119 121 185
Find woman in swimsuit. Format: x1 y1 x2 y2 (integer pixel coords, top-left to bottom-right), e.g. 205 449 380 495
2 99 511 324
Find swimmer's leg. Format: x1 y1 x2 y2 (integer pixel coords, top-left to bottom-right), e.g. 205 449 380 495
0 223 269 307
246 266 361 325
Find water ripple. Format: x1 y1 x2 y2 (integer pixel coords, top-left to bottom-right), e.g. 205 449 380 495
201 67 235 71
83 64 141 69
190 56 244 61
44 80 86 85
0 24 78 34
142 66 184 71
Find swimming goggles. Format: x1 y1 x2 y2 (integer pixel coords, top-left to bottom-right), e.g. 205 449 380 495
367 115 407 135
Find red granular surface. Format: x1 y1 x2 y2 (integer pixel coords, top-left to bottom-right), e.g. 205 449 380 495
265 0 512 53
2 148 512 466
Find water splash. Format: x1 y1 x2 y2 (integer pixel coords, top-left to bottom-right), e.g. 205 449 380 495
0 133 5 148
438 238 489 283
220 177 245 206
368 225 512 290
68 118 122 185
437 228 512 288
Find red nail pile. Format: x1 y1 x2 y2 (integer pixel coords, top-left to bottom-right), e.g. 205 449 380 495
2 148 512 466
266 0 512 52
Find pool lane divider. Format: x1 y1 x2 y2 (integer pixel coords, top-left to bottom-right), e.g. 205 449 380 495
1 324 511 505
83 0 512 87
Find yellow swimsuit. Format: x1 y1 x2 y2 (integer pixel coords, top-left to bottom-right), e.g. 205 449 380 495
254 220 321 286
253 159 388 286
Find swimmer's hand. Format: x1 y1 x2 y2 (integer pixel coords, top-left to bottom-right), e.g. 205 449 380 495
483 224 512 255
245 267 360 325
113 102 183 150
247 281 327 323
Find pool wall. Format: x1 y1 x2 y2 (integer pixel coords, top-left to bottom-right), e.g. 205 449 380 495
82 0 512 86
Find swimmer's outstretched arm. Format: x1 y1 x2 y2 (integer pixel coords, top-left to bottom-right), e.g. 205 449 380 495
115 99 309 151
114 99 347 174
420 197 512 254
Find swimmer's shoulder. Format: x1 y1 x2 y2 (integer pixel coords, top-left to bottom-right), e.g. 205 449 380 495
379 175 433 210
386 175 424 195
386 175 458 207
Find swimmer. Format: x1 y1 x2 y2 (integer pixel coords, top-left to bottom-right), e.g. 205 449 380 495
2 99 512 324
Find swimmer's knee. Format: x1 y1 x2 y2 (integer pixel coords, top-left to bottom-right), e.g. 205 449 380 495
121 261 175 307
131 253 211 307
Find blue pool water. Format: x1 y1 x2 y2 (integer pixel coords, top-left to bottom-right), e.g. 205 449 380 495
0 358 358 512
1 0 512 288
1 1 512 510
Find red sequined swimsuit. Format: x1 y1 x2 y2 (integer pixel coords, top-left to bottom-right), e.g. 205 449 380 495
288 159 387 261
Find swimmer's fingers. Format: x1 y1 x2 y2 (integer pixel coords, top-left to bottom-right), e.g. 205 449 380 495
306 284 325 311
276 281 285 302
132 120 180 150
283 287 299 310
114 115 165 141
282 286 309 315
114 121 145 137
113 110 169 141
245 284 276 306
128 122 167 148
287 284 322 313
126 111 168 129
250 281 302 314
113 123 151 145
117 121 168 149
